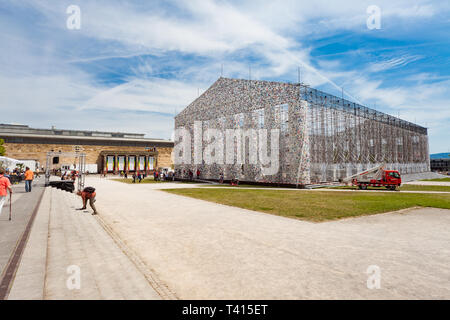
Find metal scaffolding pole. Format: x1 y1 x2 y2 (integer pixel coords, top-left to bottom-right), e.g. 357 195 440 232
298 84 428 182
45 151 86 190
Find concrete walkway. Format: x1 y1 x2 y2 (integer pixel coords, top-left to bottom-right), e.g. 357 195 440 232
90 177 450 299
7 187 162 300
4 176 450 299
0 179 44 298
0 179 43 270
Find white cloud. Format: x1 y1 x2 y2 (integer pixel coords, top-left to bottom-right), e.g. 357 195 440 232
1 0 448 152
80 78 200 114
0 74 98 113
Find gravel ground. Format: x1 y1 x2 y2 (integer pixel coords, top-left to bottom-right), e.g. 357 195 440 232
89 176 450 299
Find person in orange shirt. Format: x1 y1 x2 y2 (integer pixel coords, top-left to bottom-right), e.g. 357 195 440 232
24 167 34 192
0 168 13 217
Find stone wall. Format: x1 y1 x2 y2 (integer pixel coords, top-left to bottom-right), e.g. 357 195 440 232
3 142 173 172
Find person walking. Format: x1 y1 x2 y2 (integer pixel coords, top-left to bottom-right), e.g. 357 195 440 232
0 168 13 218
76 187 98 215
24 167 34 192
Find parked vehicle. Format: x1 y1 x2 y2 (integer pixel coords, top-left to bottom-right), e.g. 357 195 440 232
342 164 401 190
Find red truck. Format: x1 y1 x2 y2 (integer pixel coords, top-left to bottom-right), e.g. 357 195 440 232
343 164 402 190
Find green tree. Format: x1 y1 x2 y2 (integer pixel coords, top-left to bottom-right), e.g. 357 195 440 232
0 138 5 156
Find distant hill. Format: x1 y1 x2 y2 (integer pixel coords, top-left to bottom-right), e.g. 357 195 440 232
430 153 450 159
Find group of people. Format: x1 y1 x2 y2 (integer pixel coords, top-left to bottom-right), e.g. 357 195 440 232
3 167 35 192
0 165 99 218
101 168 177 183
174 169 240 185
154 169 174 181
0 167 35 218
131 171 146 183
1 167 34 184
175 169 203 181
61 170 77 181
117 169 175 182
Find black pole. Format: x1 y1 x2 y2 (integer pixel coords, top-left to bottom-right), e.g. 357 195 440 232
9 193 11 221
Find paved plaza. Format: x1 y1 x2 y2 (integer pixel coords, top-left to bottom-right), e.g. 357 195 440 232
0 178 44 298
0 176 449 299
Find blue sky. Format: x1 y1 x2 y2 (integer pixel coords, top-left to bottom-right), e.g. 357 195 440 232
0 0 449 153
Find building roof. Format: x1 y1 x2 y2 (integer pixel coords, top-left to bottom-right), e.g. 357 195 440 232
0 123 172 144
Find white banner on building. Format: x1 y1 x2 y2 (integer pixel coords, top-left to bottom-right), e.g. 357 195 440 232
118 156 125 171
138 156 145 171
128 156 135 171
106 156 115 171
148 156 154 170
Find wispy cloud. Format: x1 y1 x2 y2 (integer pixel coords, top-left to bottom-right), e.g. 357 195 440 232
367 55 423 72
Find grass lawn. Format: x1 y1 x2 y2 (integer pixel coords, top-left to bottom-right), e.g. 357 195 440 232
205 183 450 192
163 188 450 222
400 185 450 192
420 178 450 182
330 185 450 192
